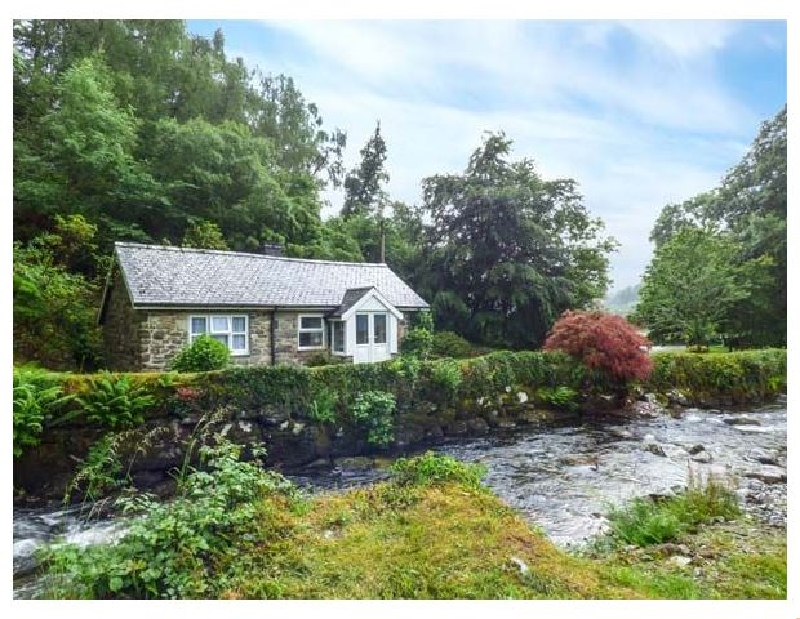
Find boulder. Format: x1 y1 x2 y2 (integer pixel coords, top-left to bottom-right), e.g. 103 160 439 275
645 444 667 458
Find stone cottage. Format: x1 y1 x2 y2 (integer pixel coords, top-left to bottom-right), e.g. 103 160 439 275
99 242 430 371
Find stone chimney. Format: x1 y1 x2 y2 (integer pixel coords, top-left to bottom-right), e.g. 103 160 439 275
260 242 284 257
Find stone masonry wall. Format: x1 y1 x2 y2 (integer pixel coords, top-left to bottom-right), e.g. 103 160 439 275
274 311 326 365
141 309 274 371
102 271 146 371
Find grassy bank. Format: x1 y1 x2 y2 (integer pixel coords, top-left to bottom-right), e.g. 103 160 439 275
41 451 785 600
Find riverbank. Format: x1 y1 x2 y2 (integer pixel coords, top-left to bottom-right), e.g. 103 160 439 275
32 457 785 600
17 398 786 600
13 348 787 504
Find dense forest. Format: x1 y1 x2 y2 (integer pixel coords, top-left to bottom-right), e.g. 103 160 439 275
13 19 618 369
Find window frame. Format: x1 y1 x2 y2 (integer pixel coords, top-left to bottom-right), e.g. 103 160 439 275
331 319 346 355
297 314 326 351
188 314 249 356
373 313 388 345
355 313 370 346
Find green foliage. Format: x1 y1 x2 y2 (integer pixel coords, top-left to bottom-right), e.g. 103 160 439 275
534 386 579 411
646 349 786 402
419 132 616 349
431 330 479 359
13 218 102 370
342 121 389 221
13 367 73 457
645 107 785 348
390 451 486 489
75 372 155 428
401 311 434 360
308 389 338 425
635 228 763 348
305 352 346 367
430 358 463 394
181 221 229 250
43 440 303 599
171 335 231 372
349 390 396 447
607 474 740 547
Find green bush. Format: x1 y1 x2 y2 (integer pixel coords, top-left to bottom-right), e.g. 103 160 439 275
390 451 486 489
308 388 338 424
430 358 463 394
349 390 396 447
13 367 73 457
171 335 231 372
645 349 786 402
43 441 303 599
431 331 478 359
76 372 155 429
535 386 579 411
305 352 346 367
401 310 434 360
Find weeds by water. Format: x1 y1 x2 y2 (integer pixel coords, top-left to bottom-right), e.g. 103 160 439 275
606 471 740 547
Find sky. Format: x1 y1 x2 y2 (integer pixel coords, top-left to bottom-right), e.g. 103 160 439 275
186 19 786 292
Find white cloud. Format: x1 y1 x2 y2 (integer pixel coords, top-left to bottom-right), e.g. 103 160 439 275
227 20 777 290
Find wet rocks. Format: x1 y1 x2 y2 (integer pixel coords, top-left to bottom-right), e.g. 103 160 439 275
687 444 705 455
743 468 787 485
644 443 667 458
723 417 761 426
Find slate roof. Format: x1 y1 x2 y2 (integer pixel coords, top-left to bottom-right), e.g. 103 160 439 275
330 287 375 317
113 242 429 310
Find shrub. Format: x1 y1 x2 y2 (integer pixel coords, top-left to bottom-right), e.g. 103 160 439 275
646 349 786 402
401 311 434 360
534 386 579 411
390 451 486 489
76 372 155 429
305 352 346 367
430 358 463 394
308 388 338 424
13 367 73 457
349 390 396 447
171 335 230 372
431 331 477 359
43 440 302 599
544 310 653 387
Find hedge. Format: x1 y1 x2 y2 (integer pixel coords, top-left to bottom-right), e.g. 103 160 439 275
645 349 787 403
14 349 787 458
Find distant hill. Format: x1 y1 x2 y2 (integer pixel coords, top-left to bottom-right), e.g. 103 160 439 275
602 284 641 316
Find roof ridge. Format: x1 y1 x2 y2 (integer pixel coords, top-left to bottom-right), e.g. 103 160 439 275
114 241 389 267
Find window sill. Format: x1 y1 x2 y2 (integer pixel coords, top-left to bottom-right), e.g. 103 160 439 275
298 346 326 351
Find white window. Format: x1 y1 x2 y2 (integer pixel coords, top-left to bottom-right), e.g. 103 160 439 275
373 314 387 344
298 315 325 349
332 320 345 353
189 314 248 356
355 314 369 345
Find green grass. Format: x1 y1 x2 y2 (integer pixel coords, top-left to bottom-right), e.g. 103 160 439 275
607 473 741 547
43 454 784 600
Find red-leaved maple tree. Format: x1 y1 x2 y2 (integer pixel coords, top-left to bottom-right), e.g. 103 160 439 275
543 310 653 384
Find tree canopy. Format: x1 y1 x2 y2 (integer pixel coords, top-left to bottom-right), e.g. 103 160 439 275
637 106 786 348
12 19 654 367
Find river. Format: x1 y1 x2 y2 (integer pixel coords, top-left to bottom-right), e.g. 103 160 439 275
13 398 787 598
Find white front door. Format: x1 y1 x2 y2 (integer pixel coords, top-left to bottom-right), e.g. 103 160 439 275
354 312 391 363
